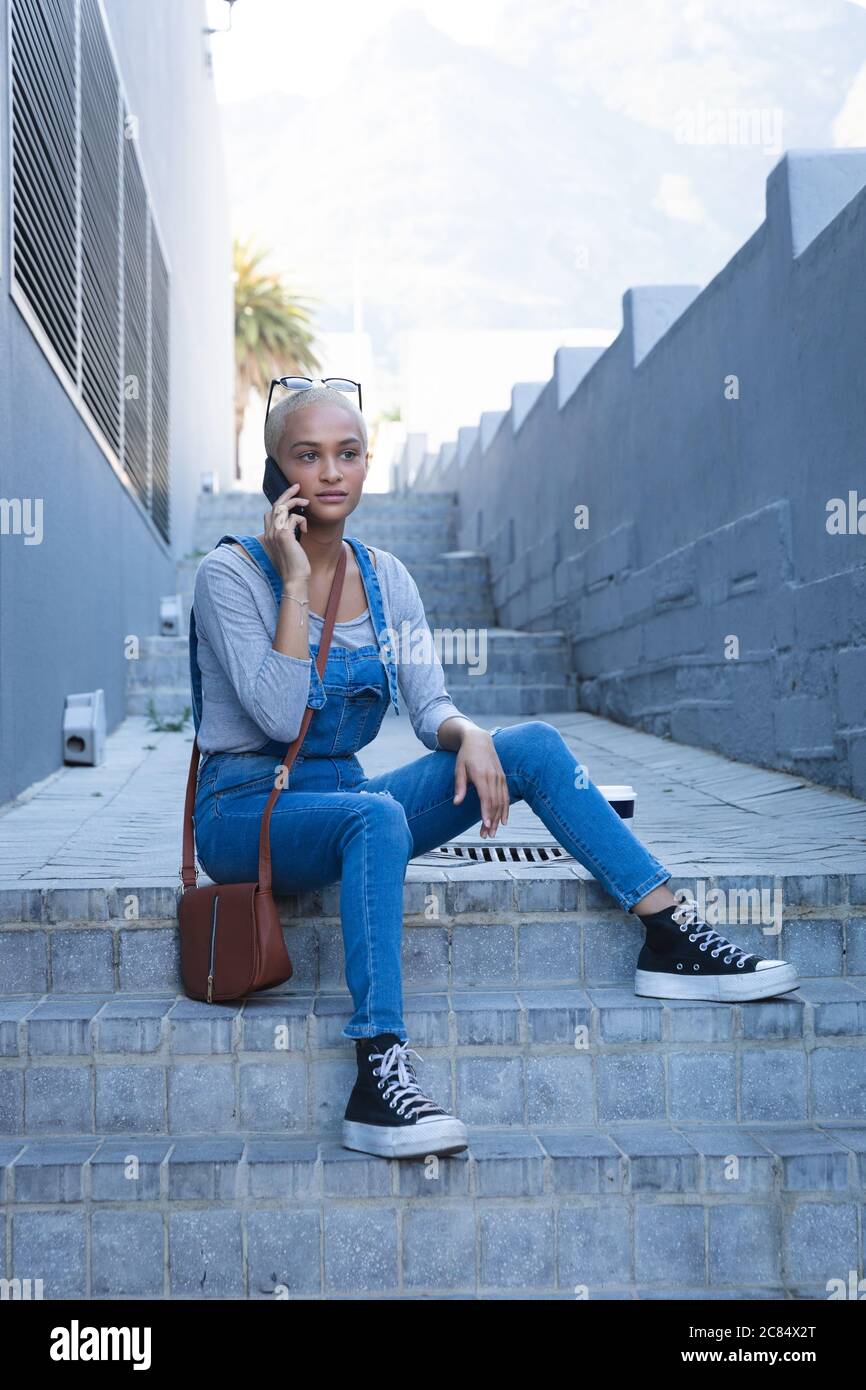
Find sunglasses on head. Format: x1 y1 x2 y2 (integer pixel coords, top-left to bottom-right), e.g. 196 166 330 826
263 376 364 508
265 375 363 420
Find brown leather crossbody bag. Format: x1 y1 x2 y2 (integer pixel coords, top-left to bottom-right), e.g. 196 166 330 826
177 542 347 1004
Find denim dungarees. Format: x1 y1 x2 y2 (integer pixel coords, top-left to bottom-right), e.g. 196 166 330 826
188 532 672 1040
191 533 401 800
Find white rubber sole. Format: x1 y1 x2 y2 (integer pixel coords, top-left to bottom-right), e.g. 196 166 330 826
635 962 800 1002
342 1117 469 1159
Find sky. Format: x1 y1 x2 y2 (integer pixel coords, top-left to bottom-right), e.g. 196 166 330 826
207 0 557 102
208 0 866 461
208 0 866 127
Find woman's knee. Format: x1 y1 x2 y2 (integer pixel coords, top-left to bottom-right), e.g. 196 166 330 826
496 719 567 765
488 721 573 798
351 789 414 853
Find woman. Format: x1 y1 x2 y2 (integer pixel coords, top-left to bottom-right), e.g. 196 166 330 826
191 383 799 1161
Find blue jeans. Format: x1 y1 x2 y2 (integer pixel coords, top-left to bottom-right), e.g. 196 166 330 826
193 720 671 1042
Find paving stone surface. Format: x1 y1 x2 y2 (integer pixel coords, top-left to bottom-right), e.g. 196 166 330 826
0 711 864 887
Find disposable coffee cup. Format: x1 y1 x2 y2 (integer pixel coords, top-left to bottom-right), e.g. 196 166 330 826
598 784 636 821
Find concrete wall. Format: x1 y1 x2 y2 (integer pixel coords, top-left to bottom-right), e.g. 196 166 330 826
0 0 233 805
420 150 866 798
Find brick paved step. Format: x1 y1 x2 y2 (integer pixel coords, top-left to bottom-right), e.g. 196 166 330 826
1 1119 863 1297
2 983 866 1135
6 693 864 1300
1 872 861 992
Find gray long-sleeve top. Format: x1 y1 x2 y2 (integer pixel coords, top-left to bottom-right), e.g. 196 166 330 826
192 541 466 758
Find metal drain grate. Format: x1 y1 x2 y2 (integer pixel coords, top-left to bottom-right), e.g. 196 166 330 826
413 841 575 866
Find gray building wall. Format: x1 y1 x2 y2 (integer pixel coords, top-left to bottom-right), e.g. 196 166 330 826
0 0 233 805
422 150 866 798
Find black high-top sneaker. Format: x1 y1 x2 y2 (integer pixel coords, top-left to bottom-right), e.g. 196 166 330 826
342 1033 468 1159
634 903 799 1002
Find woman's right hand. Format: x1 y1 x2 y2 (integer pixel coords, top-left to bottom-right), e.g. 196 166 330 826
263 483 311 586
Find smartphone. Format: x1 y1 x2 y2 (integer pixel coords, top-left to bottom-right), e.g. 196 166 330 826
263 455 306 534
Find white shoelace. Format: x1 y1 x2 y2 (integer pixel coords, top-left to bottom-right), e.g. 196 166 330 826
371 1041 443 1118
670 903 755 966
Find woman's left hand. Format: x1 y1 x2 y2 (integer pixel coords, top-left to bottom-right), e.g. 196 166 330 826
452 729 510 838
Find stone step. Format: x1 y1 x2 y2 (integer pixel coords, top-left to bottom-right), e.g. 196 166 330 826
128 632 573 669
198 507 459 525
176 552 496 598
1 1119 863 1297
357 494 459 509
422 610 500 631
4 701 865 1301
174 564 498 631
0 872 860 993
126 691 195 722
397 551 489 578
444 653 572 679
406 551 497 626
191 530 460 565
127 683 575 722
175 556 198 606
193 492 459 559
2 983 866 1135
125 634 577 719
437 684 578 715
197 490 458 513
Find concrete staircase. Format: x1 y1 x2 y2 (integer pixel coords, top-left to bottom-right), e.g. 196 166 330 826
8 484 865 1299
127 489 577 720
1 867 865 1298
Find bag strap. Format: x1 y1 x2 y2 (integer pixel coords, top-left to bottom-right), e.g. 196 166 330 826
180 542 348 892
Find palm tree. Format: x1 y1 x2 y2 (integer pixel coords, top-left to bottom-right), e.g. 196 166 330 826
233 237 321 479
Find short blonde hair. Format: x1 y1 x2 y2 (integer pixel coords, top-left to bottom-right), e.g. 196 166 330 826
264 384 368 458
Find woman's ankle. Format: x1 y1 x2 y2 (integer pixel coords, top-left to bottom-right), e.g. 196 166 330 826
630 884 678 916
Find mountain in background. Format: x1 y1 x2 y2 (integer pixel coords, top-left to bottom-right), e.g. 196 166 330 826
220 3 866 378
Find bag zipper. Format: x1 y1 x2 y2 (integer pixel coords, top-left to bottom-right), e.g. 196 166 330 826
207 894 219 1003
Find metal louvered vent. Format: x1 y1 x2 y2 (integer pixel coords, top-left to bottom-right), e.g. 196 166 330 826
10 0 170 543
122 127 149 506
80 0 121 452
414 841 575 866
10 0 77 379
149 232 170 542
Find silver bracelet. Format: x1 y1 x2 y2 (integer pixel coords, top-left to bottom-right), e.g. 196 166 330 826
282 590 310 626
